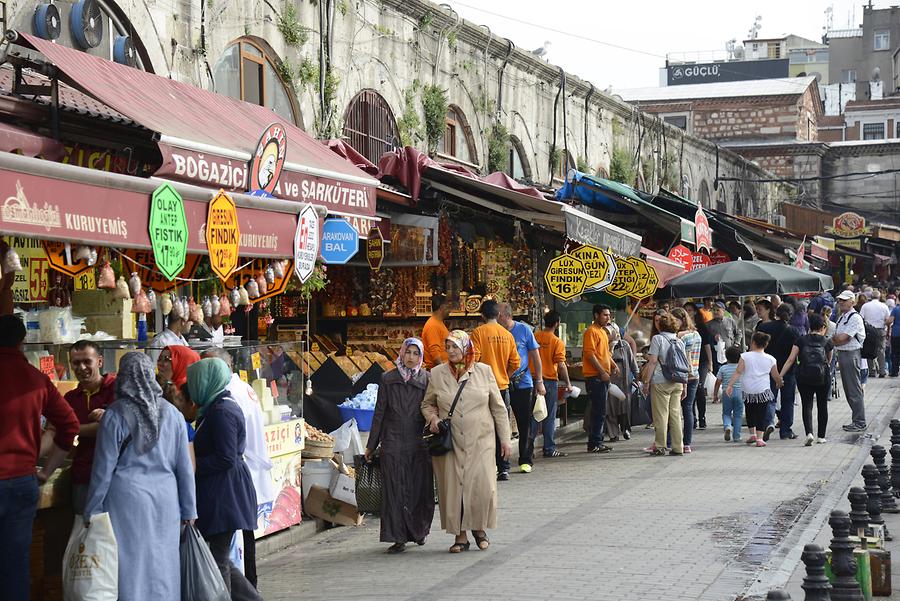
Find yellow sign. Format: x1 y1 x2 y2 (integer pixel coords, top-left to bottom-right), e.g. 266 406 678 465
544 254 586 301
206 190 240 281
3 236 48 304
239 369 249 383
570 244 610 289
835 238 862 250
74 269 96 291
42 241 94 278
629 257 659 300
606 256 638 298
251 352 262 371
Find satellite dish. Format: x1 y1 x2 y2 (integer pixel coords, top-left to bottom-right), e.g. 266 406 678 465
70 0 103 49
113 35 137 67
33 3 61 41
811 71 823 83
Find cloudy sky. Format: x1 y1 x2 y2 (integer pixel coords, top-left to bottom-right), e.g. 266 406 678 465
443 0 877 90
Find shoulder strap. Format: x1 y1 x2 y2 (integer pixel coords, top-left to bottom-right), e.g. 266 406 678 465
447 379 469 418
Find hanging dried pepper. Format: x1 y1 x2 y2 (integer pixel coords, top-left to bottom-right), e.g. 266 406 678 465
437 212 453 275
394 267 416 317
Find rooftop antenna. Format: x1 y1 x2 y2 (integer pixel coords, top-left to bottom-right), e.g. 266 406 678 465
824 5 833 34
748 15 762 40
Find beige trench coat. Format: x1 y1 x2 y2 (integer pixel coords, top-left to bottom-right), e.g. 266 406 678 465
421 362 512 535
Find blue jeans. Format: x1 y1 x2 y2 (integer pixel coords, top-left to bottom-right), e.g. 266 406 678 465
0 474 39 601
721 392 744 439
771 372 796 437
586 377 609 449
532 380 559 454
673 379 699 447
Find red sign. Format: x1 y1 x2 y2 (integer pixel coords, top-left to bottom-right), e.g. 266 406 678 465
691 252 711 271
794 237 806 270
667 244 693 271
248 123 287 195
694 201 712 252
366 226 384 271
709 248 730 265
39 356 55 377
826 211 871 238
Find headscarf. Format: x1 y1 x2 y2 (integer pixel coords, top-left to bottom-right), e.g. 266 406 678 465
168 345 201 388
116 352 164 455
446 329 475 381
395 337 424 382
186 358 232 418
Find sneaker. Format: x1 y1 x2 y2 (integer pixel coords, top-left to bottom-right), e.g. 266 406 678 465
643 445 659 454
817 438 828 444
497 472 509 481
746 436 758 445
648 448 666 456
590 445 612 454
698 420 707 430
623 430 631 440
756 440 767 447
805 433 815 447
519 464 532 473
781 432 798 440
725 427 732 442
763 425 774 442
842 424 866 432
543 449 567 458
607 436 620 443
684 445 692 454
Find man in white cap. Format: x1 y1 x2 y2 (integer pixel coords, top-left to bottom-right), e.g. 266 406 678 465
833 290 867 432
860 290 891 378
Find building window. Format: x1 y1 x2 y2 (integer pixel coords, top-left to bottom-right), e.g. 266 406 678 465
342 89 399 164
875 30 890 51
863 122 886 140
698 180 710 207
841 69 857 84
554 150 575 180
438 106 477 165
768 44 782 59
896 121 900 138
664 115 688 130
213 38 300 125
506 135 532 180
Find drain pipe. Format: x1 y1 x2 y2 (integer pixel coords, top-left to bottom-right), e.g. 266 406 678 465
561 67 568 177
497 38 513 114
550 70 562 185
584 83 594 166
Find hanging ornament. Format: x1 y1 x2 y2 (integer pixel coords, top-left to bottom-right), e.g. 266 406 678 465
265 266 276 285
160 292 173 316
238 285 251 306
180 297 190 321
171 295 184 318
113 276 131 300
73 245 92 264
255 272 268 296
202 296 213 318
87 249 98 266
132 290 152 313
211 295 221 317
218 293 232 316
128 272 141 298
97 259 115 289
246 278 260 299
230 286 241 307
189 297 203 323
2 247 22 273
146 289 156 308
272 260 285 279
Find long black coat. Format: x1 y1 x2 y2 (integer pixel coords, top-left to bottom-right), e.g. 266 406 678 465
366 368 435 544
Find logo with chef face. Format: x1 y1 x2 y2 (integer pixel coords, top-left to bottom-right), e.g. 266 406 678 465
249 124 287 196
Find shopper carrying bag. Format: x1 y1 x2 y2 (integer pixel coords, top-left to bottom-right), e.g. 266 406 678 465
62 513 118 601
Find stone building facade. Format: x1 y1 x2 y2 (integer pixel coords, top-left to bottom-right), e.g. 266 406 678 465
6 0 787 219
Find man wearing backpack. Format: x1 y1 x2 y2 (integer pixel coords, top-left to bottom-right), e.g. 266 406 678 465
860 290 891 378
833 290 867 432
781 314 833 446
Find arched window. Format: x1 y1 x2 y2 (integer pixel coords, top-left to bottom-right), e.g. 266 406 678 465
554 149 575 180
734 189 744 216
342 90 399 164
213 37 300 125
716 187 728 214
439 105 478 165
698 180 710 206
506 135 532 180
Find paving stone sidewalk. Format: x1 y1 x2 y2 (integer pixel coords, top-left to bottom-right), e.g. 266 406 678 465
258 377 900 601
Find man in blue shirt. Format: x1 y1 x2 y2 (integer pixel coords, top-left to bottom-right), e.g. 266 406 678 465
499 303 544 473
889 301 900 377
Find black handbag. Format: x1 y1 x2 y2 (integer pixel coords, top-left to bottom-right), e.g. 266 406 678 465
423 379 468 456
353 453 382 515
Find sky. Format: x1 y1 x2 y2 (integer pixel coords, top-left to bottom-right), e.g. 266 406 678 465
443 0 882 90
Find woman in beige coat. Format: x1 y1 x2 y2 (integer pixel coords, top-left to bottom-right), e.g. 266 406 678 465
422 330 512 553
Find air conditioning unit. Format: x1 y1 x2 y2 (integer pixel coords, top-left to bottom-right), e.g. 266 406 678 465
772 214 787 227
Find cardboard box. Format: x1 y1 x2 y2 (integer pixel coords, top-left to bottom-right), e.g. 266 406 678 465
72 290 130 316
304 485 362 527
329 472 356 506
85 312 134 339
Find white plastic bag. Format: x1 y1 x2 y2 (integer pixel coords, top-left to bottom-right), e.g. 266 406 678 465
329 418 363 464
63 513 118 601
715 339 727 365
704 372 717 399
228 530 245 575
608 384 626 403
532 393 548 421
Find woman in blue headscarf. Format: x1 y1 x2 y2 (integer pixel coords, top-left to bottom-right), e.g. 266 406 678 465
186 358 260 600
364 338 435 553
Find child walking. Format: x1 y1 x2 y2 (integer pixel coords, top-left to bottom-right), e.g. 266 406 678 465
726 332 783 447
714 346 743 442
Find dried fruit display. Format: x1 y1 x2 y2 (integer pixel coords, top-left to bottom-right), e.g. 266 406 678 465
393 267 416 317
437 212 452 275
369 268 396 316
305 424 334 443
509 238 536 315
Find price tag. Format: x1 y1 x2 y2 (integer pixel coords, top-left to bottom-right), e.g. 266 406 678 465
251 352 261 370
311 342 320 352
239 370 249 383
346 346 354 357
270 380 279 399
39 356 55 378
74 269 96 291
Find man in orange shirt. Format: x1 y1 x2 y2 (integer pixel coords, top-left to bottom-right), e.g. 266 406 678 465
531 310 572 458
582 304 618 454
471 299 519 480
421 294 451 369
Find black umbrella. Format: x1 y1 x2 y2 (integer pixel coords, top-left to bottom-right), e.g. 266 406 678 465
659 260 834 299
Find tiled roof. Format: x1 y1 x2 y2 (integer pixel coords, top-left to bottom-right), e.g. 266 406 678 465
616 77 817 103
826 28 863 39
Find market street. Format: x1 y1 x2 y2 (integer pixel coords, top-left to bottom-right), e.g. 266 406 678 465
259 377 900 601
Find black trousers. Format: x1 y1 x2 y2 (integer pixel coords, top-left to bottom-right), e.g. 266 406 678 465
891 336 900 376
510 387 535 465
798 383 829 439
495 388 511 473
205 531 262 601
243 529 257 588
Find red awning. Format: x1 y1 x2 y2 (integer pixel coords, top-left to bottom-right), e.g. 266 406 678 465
0 122 65 160
641 246 686 287
13 32 377 232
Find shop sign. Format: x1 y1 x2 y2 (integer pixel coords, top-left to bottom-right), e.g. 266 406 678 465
264 419 304 456
570 244 610 290
249 124 287 196
709 248 731 265
691 252 711 271
694 202 712 252
544 254 586 301
2 236 47 303
811 241 829 260
294 204 319 283
122 249 201 293
595 248 618 291
826 212 872 238
205 191 240 281
629 257 659 300
563 209 641 257
39 356 55 377
42 241 93 277
74 269 95 291
149 183 189 281
61 143 143 176
319 218 359 264
835 238 862 250
606 256 639 298
224 258 294 304
815 236 835 251
366 226 384 271
667 244 693 271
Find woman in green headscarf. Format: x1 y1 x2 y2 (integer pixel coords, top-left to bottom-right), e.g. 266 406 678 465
186 358 261 600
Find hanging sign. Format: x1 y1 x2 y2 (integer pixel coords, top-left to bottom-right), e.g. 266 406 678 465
709 248 731 265
794 237 807 270
42 241 94 277
366 226 384 271
570 244 610 290
121 250 202 293
3 236 48 303
691 252 711 271
73 269 95 291
595 248 618 291
206 190 240 281
606 256 639 298
667 244 693 271
811 241 829 260
825 211 872 238
319 218 359 264
149 182 189 281
629 257 659 300
694 200 712 252
294 204 320 283
543 254 586 301
248 123 287 196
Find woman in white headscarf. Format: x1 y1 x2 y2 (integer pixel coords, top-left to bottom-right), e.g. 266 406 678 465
365 338 434 553
83 352 196 601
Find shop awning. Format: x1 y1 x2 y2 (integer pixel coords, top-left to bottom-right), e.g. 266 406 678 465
650 189 754 260
0 122 65 160
642 246 686 286
11 32 378 233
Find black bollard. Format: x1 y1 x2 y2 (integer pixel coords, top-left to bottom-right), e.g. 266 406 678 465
829 510 864 601
890 419 900 447
870 446 899 513
801 543 832 601
848 487 870 538
766 590 791 600
862 465 889 541
891 444 900 498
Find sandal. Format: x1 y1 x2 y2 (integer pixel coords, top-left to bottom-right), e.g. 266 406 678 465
472 531 490 550
449 541 470 553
